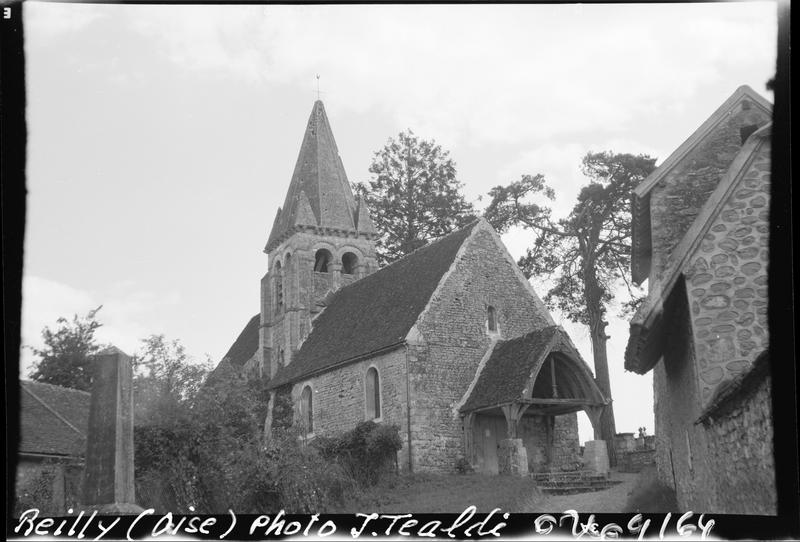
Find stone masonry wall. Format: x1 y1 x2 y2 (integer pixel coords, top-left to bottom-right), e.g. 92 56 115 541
263 231 378 378
552 413 580 469
652 288 716 512
409 224 557 472
289 348 412 469
684 139 771 407
702 374 776 514
649 101 770 283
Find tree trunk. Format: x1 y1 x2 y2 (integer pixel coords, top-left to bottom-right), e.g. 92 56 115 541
585 276 618 466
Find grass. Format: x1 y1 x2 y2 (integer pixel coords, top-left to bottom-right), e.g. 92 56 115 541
624 466 679 513
343 472 541 513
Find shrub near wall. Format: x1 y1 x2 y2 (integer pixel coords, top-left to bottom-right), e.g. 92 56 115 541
314 421 403 485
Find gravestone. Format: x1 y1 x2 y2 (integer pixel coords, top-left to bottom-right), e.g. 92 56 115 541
81 346 142 513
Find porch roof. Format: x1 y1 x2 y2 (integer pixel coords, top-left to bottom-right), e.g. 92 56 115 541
459 326 606 413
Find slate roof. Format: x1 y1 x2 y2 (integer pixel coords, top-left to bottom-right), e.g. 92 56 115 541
625 124 771 374
265 100 375 252
461 326 562 412
223 313 260 369
267 220 479 388
19 381 90 458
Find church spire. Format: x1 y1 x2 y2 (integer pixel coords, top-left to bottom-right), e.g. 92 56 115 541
265 100 360 252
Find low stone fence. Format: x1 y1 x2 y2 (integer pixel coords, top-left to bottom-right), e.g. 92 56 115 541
617 449 656 473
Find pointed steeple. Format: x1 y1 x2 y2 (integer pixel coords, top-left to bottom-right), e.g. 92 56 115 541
265 101 359 252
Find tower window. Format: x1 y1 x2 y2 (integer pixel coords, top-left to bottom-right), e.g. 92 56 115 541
314 249 333 272
487 305 498 333
300 385 313 434
365 367 381 420
275 261 283 313
342 252 359 275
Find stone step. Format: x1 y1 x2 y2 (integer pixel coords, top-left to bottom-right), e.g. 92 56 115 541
537 479 617 489
530 470 608 482
540 481 623 495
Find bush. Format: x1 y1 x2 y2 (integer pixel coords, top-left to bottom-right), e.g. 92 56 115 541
14 469 56 517
266 428 356 513
313 422 402 485
454 456 474 474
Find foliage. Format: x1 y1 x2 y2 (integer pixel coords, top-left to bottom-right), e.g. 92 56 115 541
313 421 403 485
13 469 56 517
29 306 104 391
265 427 356 513
485 151 657 462
133 334 211 425
624 466 679 512
454 456 474 474
485 152 656 323
354 130 475 264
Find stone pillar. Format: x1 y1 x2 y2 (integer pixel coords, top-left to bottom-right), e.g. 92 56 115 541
498 438 529 476
330 262 342 290
82 346 142 513
582 440 610 476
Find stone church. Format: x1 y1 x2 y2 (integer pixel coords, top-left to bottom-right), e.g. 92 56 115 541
625 85 775 513
218 100 607 474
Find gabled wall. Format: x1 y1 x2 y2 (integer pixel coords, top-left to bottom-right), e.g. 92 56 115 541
408 223 556 472
684 138 771 406
648 101 770 284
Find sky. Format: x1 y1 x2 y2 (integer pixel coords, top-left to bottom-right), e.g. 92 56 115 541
20 2 777 443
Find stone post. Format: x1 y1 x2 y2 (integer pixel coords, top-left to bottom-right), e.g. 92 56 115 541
582 440 610 477
498 439 529 476
81 346 142 513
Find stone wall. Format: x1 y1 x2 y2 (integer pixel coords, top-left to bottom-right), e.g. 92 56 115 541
652 287 716 511
14 460 83 515
684 139 771 407
552 413 580 469
702 371 776 514
618 449 656 473
263 230 379 377
409 224 556 472
648 101 770 283
289 348 412 469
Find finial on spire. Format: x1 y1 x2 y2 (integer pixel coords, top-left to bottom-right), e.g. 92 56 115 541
316 74 321 100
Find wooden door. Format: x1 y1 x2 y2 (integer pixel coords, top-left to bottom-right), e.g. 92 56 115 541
473 415 507 474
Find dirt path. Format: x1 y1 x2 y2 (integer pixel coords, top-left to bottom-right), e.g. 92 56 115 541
522 471 640 513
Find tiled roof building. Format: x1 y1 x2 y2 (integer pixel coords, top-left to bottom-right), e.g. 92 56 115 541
624 86 775 514
218 101 607 474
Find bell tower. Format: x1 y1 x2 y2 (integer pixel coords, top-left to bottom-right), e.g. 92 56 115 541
259 101 379 379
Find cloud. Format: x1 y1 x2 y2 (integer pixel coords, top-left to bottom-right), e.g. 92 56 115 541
123 3 776 147
24 2 107 41
19 276 184 378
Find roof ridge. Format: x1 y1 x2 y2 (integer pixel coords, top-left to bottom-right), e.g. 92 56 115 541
21 379 90 396
329 218 481 297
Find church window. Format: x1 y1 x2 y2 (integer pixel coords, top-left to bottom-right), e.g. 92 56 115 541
300 385 313 434
275 261 283 313
487 305 498 332
365 367 381 420
342 252 359 275
314 249 333 272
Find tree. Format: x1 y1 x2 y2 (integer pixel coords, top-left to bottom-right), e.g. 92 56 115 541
133 334 211 425
354 130 475 264
29 306 104 391
485 151 657 465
